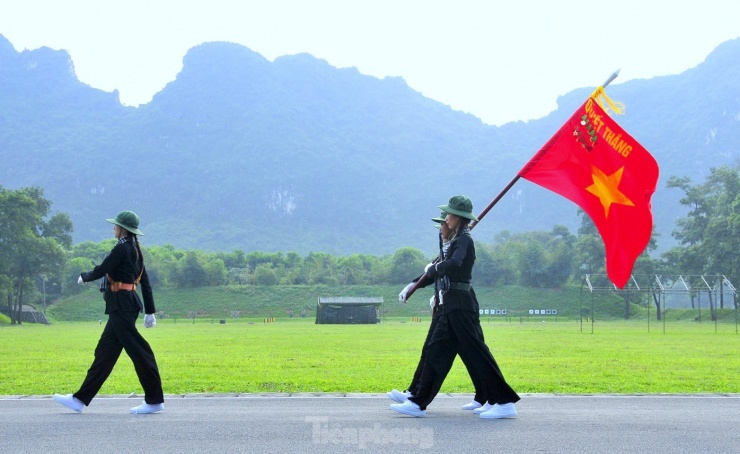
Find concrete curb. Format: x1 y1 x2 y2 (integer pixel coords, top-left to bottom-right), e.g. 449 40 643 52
3 392 740 399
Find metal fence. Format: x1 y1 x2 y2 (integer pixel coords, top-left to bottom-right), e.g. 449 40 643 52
580 274 737 333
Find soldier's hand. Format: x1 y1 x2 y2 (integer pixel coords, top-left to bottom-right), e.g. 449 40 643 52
398 282 414 303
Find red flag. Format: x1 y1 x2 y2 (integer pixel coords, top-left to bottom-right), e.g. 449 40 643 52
518 95 659 288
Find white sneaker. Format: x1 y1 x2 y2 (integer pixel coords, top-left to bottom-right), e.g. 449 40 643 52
389 400 425 417
386 389 411 403
53 394 84 413
130 402 165 414
472 402 493 414
479 402 517 419
462 400 483 411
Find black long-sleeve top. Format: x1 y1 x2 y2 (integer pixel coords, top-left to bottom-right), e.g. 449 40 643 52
425 233 475 284
80 237 155 315
423 233 478 313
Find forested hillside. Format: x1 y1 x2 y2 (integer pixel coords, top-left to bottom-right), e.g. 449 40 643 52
1 34 738 255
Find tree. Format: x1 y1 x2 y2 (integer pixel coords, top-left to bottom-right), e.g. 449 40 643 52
254 264 278 286
337 255 366 285
41 213 74 249
172 251 209 288
0 187 70 324
205 259 228 286
144 244 182 287
474 245 504 286
218 249 246 268
300 252 338 285
517 241 548 287
664 164 740 319
280 252 305 284
483 228 574 288
387 247 427 285
546 238 575 287
484 231 519 286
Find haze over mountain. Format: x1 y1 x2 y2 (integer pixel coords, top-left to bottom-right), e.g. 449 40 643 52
1 34 738 256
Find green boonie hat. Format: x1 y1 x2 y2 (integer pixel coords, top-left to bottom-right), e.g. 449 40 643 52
106 211 144 235
439 195 479 222
431 211 447 224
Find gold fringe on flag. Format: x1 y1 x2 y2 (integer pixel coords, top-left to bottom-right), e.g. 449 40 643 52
590 86 626 115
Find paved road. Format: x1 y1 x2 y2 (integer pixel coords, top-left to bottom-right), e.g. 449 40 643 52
1 393 739 453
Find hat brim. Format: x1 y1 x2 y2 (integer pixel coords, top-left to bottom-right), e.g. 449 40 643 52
106 218 144 236
438 205 479 222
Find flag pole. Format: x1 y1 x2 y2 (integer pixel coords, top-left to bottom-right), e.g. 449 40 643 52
403 70 621 300
601 69 621 88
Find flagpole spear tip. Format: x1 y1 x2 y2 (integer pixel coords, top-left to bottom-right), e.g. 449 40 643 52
602 69 620 88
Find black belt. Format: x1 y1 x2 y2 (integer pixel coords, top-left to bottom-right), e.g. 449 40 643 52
449 282 472 291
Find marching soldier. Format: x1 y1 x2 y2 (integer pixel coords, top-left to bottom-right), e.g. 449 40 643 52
54 211 165 414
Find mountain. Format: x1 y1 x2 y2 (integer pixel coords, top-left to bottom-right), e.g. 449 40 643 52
1 34 738 256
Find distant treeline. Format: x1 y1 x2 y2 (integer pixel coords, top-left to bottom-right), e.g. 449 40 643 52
64 228 578 291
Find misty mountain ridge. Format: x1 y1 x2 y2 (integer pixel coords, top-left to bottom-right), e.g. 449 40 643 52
0 34 738 256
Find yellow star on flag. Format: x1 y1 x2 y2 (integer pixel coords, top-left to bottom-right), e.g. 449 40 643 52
585 166 635 218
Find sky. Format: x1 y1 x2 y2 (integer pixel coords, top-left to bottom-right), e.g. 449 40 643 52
1 0 738 126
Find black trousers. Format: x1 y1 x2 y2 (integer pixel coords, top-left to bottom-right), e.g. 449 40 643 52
407 307 485 404
74 309 164 405
410 307 519 410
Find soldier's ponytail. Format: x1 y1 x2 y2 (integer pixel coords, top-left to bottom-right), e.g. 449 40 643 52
132 234 144 266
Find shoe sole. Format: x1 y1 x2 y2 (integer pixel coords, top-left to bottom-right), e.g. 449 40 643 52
53 396 83 413
479 412 517 419
389 405 425 418
130 406 165 414
386 392 404 404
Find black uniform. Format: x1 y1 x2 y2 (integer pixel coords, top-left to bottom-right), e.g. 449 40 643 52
73 237 164 406
409 232 519 410
406 255 485 404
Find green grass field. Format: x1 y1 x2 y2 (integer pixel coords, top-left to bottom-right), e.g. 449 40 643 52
1 318 738 396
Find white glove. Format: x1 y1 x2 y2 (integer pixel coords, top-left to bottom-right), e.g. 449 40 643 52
144 314 156 328
429 296 436 308
398 282 414 303
77 275 85 285
424 262 434 273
